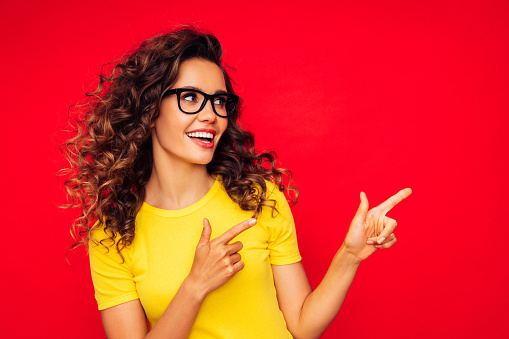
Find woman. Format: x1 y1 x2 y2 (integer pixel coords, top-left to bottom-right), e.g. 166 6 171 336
63 26 411 339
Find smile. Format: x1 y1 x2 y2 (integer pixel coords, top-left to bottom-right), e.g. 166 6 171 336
185 130 216 149
186 132 214 142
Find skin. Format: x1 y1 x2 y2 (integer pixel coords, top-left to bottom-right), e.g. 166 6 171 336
99 57 413 339
272 188 412 339
144 58 228 211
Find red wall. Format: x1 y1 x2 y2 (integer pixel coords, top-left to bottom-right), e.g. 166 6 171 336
1 0 508 338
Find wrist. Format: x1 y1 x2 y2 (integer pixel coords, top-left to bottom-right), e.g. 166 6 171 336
181 276 208 304
336 244 363 267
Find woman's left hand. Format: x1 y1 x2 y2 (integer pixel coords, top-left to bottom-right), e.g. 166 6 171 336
343 188 412 262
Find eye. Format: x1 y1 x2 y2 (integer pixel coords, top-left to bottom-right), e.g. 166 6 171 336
214 96 227 106
182 92 199 103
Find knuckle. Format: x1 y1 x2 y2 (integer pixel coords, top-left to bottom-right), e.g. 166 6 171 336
386 218 397 230
226 265 235 276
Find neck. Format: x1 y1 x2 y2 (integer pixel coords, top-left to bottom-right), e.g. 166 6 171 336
144 155 216 211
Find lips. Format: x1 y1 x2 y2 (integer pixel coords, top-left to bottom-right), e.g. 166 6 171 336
185 129 217 149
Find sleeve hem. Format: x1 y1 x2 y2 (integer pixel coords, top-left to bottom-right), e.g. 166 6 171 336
270 254 302 265
97 293 140 311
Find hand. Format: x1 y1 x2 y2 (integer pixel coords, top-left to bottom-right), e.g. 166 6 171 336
187 218 257 297
343 188 412 262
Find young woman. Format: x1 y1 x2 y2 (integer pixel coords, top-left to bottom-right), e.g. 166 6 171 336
63 27 411 339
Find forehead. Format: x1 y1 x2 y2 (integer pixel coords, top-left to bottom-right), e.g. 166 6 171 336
174 58 226 91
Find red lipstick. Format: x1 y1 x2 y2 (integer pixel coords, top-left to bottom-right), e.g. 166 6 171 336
185 128 217 149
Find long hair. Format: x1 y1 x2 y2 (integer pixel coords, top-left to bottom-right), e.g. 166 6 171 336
61 26 298 253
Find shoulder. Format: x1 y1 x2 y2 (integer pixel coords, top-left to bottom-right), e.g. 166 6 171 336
261 180 285 202
88 222 132 263
264 180 281 196
257 180 294 226
264 180 291 212
89 222 119 248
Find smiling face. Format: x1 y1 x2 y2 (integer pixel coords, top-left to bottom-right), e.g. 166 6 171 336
151 58 229 168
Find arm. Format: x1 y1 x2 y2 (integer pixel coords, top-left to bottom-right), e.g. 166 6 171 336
272 247 360 339
274 189 412 339
99 218 257 339
100 278 205 339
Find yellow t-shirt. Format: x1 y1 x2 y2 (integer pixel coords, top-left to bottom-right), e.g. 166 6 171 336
89 178 301 338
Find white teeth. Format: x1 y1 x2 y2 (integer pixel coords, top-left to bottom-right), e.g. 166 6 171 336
186 132 214 139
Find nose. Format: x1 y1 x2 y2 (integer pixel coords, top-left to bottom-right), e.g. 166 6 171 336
196 98 217 123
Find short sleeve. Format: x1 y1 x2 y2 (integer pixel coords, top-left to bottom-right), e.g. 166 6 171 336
262 184 302 265
89 229 139 310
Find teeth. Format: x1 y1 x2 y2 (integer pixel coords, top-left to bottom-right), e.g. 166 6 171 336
186 132 214 139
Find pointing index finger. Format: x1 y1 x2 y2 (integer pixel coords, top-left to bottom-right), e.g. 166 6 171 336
216 218 257 244
377 188 412 213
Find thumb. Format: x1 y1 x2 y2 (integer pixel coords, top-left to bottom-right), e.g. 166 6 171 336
352 192 369 225
199 218 212 245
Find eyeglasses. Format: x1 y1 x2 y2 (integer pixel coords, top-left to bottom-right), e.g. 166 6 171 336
162 88 239 118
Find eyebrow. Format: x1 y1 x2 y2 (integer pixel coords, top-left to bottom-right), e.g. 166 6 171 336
180 86 228 95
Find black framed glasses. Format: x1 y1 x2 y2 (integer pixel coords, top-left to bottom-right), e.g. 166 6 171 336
162 88 239 118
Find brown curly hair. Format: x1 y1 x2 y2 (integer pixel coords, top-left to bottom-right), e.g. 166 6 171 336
61 26 298 254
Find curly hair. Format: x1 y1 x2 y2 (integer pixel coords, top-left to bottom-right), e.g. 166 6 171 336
61 26 298 254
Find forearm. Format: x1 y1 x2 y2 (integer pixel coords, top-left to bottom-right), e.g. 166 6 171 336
146 277 206 339
293 245 361 339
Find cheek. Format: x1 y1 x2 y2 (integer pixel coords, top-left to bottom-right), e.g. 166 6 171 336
156 111 190 133
218 119 228 138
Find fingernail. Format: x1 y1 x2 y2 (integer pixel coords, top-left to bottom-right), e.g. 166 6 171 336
375 245 383 249
378 237 385 244
249 219 257 226
366 240 374 245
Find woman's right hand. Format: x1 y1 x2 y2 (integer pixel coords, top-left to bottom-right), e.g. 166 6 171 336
187 218 257 297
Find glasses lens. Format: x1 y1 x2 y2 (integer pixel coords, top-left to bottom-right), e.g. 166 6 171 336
225 96 237 116
214 95 237 117
212 95 232 117
179 90 205 114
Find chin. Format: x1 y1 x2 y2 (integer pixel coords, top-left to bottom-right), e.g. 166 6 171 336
192 156 215 165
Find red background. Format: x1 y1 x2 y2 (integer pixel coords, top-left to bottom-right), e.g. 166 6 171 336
1 0 508 338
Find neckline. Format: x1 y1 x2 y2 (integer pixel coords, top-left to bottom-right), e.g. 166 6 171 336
141 176 221 217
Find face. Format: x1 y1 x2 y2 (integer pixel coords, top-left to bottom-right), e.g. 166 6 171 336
151 58 229 167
